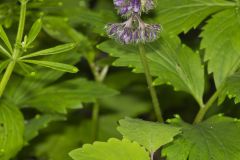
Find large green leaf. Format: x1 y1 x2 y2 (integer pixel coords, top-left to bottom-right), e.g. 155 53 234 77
98 33 205 105
154 0 236 35
162 115 240 160
0 100 24 160
69 138 150 160
201 9 240 87
21 79 118 113
118 117 181 153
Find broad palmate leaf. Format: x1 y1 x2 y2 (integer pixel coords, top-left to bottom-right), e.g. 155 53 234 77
154 0 235 35
162 115 240 160
118 117 181 153
201 9 240 88
98 32 204 105
69 138 150 160
0 100 24 160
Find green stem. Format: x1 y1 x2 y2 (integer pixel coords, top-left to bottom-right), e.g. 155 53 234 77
193 90 220 124
89 60 109 141
0 0 27 97
91 102 100 141
138 44 163 122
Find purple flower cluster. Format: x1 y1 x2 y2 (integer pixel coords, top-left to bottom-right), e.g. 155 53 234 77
106 15 161 44
106 0 161 44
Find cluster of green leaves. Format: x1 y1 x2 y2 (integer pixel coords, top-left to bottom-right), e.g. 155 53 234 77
0 0 240 160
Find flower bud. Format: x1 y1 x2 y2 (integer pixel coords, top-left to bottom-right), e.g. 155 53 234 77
113 0 156 18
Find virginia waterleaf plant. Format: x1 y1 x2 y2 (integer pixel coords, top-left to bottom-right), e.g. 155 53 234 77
1 0 240 160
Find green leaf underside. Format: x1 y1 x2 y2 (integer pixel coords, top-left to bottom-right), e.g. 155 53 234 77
118 117 181 153
98 33 204 105
162 115 240 160
0 25 12 52
155 0 236 35
201 9 240 87
42 16 89 43
24 114 65 142
21 43 76 59
21 60 79 73
26 19 42 46
22 79 118 113
0 100 24 160
219 72 240 104
69 138 150 160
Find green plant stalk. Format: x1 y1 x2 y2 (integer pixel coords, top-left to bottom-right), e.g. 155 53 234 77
91 102 100 141
89 61 109 141
0 0 27 97
193 90 220 123
138 44 163 122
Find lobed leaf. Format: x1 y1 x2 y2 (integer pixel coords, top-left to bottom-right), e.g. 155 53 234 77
69 138 150 160
154 0 236 35
201 9 240 87
118 117 181 153
162 115 240 160
98 33 205 105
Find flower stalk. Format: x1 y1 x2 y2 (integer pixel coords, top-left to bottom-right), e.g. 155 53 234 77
139 44 163 122
106 0 163 121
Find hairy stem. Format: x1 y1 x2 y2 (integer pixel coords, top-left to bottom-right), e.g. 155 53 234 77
193 90 220 123
138 44 163 122
0 0 27 97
